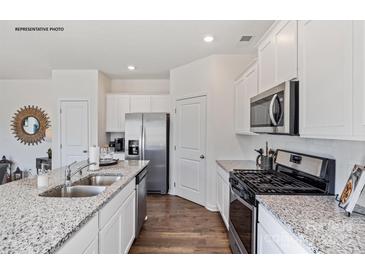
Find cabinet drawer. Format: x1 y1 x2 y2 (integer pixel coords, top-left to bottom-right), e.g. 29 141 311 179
258 204 311 253
56 214 98 254
99 178 135 229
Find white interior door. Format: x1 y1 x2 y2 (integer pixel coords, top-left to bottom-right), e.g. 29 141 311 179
60 100 89 166
175 96 207 206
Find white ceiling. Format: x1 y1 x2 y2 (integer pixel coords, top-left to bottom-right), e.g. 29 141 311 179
0 20 273 79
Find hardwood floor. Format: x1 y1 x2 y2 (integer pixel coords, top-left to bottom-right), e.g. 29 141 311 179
129 194 232 254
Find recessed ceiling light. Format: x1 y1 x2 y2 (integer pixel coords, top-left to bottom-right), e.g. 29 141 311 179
203 35 214 43
127 65 136 71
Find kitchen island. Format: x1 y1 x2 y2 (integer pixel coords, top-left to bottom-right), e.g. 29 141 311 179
0 160 149 254
257 195 365 254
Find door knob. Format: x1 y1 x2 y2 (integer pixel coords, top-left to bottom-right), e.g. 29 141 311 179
83 150 88 153
200 155 205 159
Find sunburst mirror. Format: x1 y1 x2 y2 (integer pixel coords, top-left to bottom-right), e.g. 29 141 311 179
11 105 50 145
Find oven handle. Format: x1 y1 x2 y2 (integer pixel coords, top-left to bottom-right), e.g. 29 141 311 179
230 185 255 211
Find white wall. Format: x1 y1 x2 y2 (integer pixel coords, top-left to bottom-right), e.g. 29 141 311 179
111 79 169 94
236 134 365 194
98 72 111 147
170 54 255 210
0 80 53 172
51 70 99 168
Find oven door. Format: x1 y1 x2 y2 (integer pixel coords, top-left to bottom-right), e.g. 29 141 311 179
229 186 257 254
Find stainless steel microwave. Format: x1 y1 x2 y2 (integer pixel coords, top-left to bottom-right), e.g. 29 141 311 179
250 81 299 135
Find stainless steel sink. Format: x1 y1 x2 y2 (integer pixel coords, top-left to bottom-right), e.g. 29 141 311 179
40 185 106 198
73 175 122 186
39 174 122 198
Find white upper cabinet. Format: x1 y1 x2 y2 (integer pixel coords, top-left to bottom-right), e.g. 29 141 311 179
130 95 151 113
275 20 298 84
234 61 258 134
298 21 353 139
234 79 246 133
150 95 170 112
106 94 171 132
106 95 130 132
258 21 298 93
258 37 276 92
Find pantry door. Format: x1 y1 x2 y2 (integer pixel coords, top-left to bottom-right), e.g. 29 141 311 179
175 96 207 206
60 100 89 166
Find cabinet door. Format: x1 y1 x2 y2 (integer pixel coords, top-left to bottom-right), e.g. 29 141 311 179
235 63 258 134
299 20 353 138
258 37 276 92
130 96 151 113
353 21 365 139
120 191 136 254
258 204 311 253
56 215 98 254
275 20 298 83
150 95 170 112
244 63 258 132
106 95 130 132
257 224 283 254
84 235 99 254
99 209 122 254
222 179 230 230
234 79 246 133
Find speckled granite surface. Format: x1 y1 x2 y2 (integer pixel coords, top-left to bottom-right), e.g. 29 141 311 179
0 160 148 254
216 160 257 172
257 195 365 254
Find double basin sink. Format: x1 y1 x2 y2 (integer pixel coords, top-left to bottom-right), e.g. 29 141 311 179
39 175 122 198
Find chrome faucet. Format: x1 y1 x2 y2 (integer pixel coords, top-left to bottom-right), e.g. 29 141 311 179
64 159 97 188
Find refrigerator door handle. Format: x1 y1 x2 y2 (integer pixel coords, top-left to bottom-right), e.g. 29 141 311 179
141 124 145 160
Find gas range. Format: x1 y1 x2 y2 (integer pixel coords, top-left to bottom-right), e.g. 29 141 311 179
228 149 336 254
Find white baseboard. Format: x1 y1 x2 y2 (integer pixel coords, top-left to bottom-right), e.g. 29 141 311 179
205 204 218 212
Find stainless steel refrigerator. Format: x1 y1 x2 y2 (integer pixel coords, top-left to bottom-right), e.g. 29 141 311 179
125 113 169 194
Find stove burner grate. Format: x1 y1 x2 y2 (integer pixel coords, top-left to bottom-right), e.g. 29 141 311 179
232 169 323 194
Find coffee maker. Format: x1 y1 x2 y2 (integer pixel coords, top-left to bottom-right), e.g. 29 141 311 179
115 138 124 152
109 138 124 152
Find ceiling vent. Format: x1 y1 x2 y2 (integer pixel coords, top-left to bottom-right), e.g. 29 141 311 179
239 35 253 42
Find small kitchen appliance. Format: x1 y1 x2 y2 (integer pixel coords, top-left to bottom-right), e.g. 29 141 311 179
228 149 335 254
250 81 299 135
115 138 124 152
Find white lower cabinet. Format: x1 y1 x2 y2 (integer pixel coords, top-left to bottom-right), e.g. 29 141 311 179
120 191 136 253
56 215 99 254
84 236 99 254
257 224 283 254
257 204 311 254
99 208 123 254
216 164 230 230
57 178 136 254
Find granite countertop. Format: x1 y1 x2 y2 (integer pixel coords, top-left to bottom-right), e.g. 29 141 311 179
257 195 365 254
0 160 149 254
216 160 257 172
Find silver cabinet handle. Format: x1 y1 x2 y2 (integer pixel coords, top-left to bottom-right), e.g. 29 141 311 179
200 155 205 159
